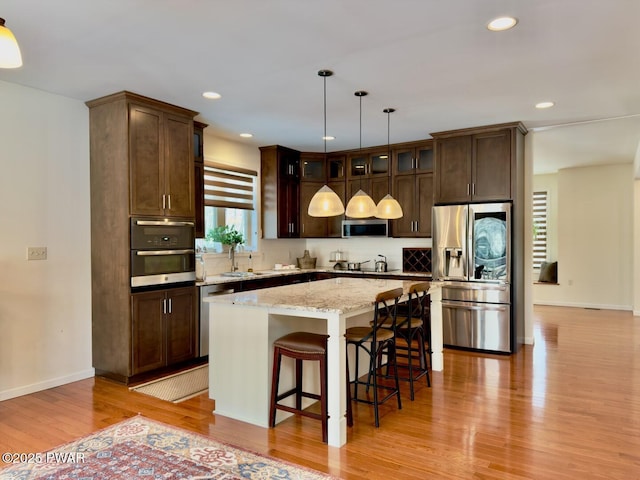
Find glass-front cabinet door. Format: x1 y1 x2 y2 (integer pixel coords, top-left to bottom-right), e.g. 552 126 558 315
300 153 326 181
370 151 389 176
327 154 345 180
348 154 368 178
393 141 433 175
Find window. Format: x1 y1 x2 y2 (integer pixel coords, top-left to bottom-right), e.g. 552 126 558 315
532 190 548 269
197 161 258 252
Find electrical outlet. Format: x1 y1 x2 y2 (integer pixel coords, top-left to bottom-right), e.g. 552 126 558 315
27 247 47 260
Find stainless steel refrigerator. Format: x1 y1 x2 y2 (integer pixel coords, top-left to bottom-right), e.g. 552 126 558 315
432 202 513 353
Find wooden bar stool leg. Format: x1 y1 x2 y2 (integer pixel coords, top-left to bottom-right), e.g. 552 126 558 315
269 346 282 428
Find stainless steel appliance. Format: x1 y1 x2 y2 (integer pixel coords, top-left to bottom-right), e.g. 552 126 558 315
432 203 513 353
342 219 388 238
130 218 196 287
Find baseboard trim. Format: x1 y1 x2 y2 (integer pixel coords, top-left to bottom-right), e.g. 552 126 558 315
0 368 95 401
534 301 632 311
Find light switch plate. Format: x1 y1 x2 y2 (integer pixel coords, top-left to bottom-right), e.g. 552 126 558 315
27 247 47 260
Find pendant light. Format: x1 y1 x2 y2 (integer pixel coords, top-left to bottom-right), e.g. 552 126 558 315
307 69 345 217
375 108 404 219
0 17 22 68
345 90 377 218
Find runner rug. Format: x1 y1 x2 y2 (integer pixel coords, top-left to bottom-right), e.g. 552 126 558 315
0 416 339 479
129 364 208 403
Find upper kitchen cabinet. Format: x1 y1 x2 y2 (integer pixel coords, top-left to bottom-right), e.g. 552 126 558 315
299 152 347 238
87 91 198 220
392 172 434 238
129 104 195 218
193 121 207 238
432 122 527 204
260 145 301 238
392 140 434 176
300 152 326 181
347 148 389 180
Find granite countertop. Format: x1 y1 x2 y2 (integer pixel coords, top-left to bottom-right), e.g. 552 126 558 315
197 267 431 287
203 277 426 315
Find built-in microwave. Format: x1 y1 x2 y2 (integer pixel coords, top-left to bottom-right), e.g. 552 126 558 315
342 219 389 238
130 218 196 287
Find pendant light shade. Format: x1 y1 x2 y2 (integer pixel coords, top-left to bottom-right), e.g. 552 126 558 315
308 184 344 216
0 18 22 69
375 108 403 219
345 90 377 218
346 189 378 218
376 193 403 219
308 69 346 217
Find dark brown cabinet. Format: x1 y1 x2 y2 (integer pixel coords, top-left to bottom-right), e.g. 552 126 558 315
392 141 434 176
132 286 197 376
299 153 347 238
260 145 301 238
87 91 198 383
432 123 526 204
347 149 390 180
193 121 207 238
391 140 434 237
129 103 195 218
392 172 433 237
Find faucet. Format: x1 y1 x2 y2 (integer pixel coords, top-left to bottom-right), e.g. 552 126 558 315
229 246 238 272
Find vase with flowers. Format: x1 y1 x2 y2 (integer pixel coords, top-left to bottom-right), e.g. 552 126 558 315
206 225 244 272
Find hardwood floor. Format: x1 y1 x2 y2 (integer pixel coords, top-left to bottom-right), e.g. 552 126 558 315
1 305 639 479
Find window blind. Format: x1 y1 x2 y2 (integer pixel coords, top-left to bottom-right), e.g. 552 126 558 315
532 190 548 269
203 161 257 211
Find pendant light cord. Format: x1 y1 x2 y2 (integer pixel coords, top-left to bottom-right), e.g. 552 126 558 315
323 75 327 154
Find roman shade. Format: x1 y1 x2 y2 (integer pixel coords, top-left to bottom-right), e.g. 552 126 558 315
204 161 257 210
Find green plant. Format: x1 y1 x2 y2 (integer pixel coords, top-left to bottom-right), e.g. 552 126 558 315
206 225 244 246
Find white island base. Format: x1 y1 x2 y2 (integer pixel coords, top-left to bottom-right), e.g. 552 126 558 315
206 278 442 447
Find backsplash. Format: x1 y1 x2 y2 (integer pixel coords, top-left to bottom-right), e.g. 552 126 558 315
402 248 432 273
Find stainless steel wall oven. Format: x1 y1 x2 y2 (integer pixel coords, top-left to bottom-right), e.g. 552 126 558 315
130 218 195 287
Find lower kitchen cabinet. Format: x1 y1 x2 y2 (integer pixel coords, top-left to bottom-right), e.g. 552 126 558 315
131 286 197 376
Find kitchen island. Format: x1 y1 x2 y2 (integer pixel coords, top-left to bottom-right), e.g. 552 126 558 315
204 277 442 447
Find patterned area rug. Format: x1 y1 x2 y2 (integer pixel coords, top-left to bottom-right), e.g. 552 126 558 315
130 365 208 403
0 416 339 479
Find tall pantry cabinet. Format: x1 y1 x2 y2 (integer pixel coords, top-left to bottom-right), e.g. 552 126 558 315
86 91 198 383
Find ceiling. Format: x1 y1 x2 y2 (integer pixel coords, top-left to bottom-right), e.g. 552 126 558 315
2 0 640 174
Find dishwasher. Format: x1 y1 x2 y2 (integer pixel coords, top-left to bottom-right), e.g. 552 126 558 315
199 284 235 357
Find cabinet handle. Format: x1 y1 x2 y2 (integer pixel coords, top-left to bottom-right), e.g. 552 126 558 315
168 298 172 314
167 194 171 209
467 184 470 196
162 194 166 209
472 183 475 196
415 220 419 232
163 298 167 314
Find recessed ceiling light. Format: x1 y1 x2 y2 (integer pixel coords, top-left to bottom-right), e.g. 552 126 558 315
239 133 253 138
487 16 518 31
322 135 335 141
202 91 221 100
535 101 555 109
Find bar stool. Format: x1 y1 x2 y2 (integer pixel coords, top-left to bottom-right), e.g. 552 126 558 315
346 288 403 427
390 282 431 400
269 331 329 443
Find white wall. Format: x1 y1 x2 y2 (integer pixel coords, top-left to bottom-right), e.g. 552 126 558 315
0 81 93 400
533 164 634 310
634 180 640 315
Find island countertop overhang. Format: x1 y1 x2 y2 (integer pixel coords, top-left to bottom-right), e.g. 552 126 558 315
203 277 433 315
